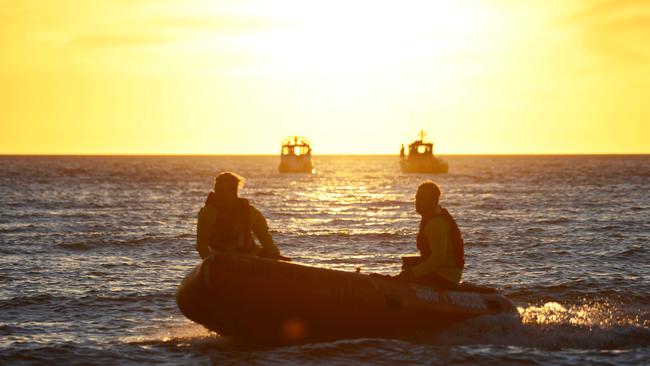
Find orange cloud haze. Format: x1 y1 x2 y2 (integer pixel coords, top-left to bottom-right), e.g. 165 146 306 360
1 0 648 154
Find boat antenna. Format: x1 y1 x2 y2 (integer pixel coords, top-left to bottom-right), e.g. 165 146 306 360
419 130 426 142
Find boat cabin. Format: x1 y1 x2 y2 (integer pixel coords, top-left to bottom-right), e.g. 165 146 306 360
404 131 434 159
408 141 434 157
281 136 312 157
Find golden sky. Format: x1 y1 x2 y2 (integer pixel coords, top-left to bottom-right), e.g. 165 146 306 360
1 0 649 154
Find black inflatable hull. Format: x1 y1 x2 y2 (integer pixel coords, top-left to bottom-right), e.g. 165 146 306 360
177 253 517 344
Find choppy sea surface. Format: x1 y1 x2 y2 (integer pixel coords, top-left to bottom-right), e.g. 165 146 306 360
1 155 649 365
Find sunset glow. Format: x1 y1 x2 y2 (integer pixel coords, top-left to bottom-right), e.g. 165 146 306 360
1 0 649 154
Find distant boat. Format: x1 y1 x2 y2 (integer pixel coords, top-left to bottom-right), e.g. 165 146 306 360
400 131 448 174
279 136 314 173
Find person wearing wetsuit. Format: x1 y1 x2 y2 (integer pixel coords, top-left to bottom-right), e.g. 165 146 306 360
196 172 280 259
398 181 464 288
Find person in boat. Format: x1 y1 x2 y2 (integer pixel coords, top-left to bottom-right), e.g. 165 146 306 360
196 172 281 259
397 181 464 288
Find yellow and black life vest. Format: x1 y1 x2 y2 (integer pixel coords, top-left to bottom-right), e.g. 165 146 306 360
416 207 465 269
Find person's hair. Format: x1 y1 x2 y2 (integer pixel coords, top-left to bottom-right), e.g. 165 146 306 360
418 181 441 202
214 171 244 191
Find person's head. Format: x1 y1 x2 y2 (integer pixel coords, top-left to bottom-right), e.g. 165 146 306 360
415 181 441 215
213 172 244 202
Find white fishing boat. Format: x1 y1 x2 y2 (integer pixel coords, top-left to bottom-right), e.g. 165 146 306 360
279 136 314 173
400 131 448 174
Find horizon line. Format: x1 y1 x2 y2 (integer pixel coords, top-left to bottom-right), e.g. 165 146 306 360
1 153 649 157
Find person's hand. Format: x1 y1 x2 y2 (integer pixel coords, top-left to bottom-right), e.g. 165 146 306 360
395 269 414 280
277 254 292 262
256 248 292 261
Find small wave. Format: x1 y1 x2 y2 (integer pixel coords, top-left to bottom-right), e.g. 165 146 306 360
361 200 409 208
81 291 175 307
59 167 90 175
57 242 91 251
506 281 602 301
89 202 117 209
614 246 647 258
273 338 429 364
0 223 37 233
594 224 625 231
447 173 483 181
537 217 572 225
51 237 171 251
0 323 15 336
472 203 506 210
524 227 544 233
252 191 277 196
0 294 57 309
282 232 407 240
327 218 363 225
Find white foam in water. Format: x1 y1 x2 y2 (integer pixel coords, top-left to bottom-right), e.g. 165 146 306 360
120 320 215 346
432 301 650 350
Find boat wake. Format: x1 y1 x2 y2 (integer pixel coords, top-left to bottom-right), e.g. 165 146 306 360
431 301 650 350
120 322 214 347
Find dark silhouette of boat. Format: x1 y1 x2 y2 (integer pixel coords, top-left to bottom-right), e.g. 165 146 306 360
279 136 313 173
176 253 518 344
400 131 448 174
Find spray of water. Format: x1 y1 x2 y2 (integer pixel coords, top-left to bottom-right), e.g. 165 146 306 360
434 301 650 350
120 320 215 346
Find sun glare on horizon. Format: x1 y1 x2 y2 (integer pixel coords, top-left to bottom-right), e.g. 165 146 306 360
1 0 649 154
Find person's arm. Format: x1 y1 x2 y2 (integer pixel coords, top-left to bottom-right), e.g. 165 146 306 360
250 206 280 256
410 219 449 277
196 205 216 259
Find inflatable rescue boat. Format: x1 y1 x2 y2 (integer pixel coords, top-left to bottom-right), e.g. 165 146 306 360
176 253 517 344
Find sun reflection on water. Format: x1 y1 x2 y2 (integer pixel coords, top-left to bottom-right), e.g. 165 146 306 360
518 301 648 329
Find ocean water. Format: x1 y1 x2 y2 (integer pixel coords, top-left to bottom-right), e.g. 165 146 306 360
1 155 649 365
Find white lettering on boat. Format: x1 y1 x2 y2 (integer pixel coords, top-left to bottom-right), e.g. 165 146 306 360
414 286 440 303
447 292 486 310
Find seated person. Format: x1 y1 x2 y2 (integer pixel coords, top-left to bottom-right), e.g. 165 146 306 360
398 181 464 288
196 172 281 259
